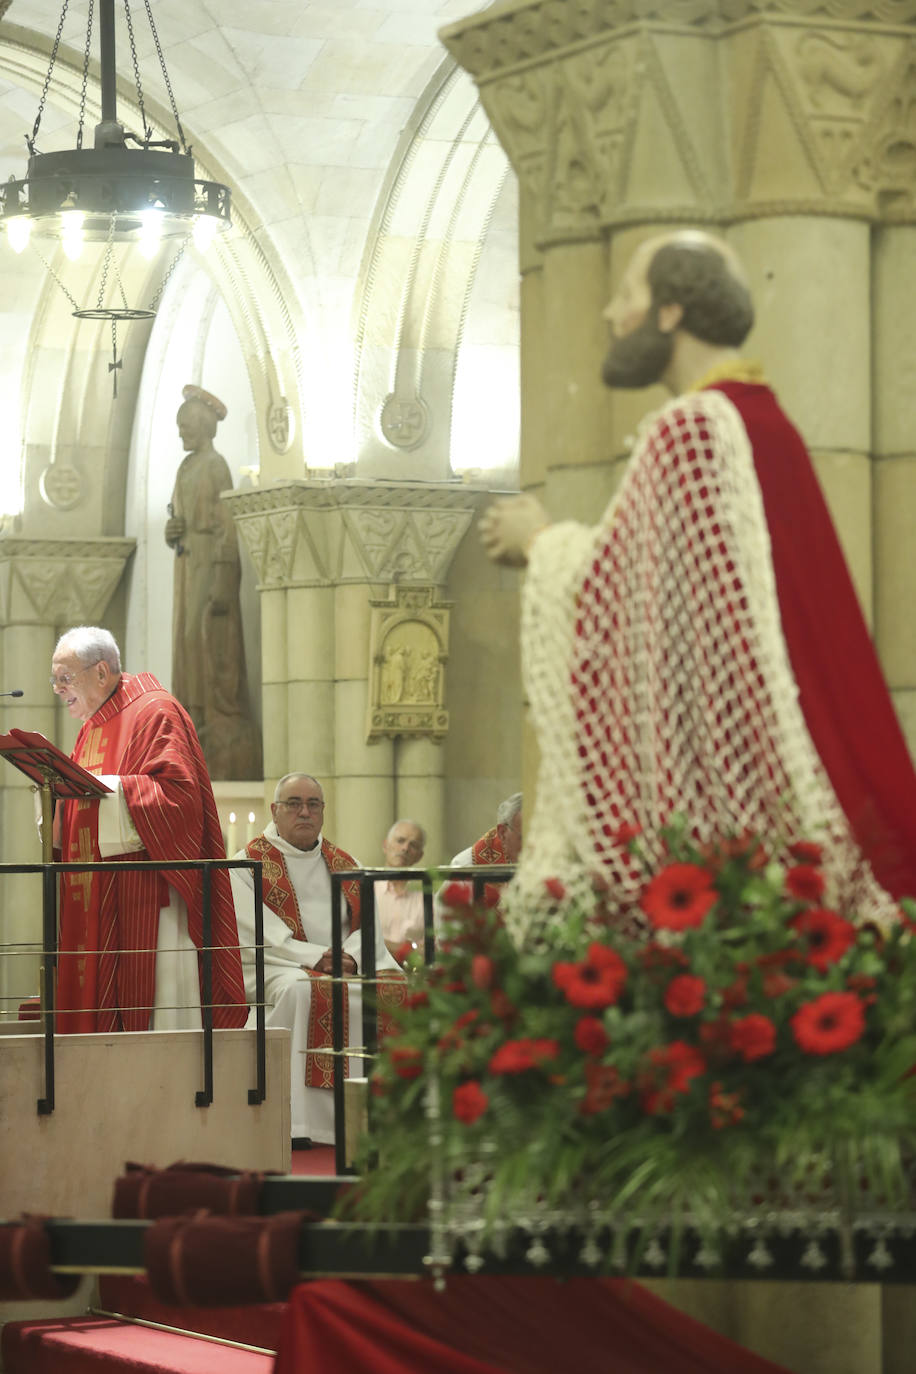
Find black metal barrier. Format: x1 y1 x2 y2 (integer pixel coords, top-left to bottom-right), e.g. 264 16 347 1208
328 865 515 1176
0 858 265 1117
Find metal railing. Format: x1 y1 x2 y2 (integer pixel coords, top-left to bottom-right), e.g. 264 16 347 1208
328 864 515 1175
0 857 265 1116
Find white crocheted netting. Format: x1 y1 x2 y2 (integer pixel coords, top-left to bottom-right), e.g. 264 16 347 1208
509 389 894 943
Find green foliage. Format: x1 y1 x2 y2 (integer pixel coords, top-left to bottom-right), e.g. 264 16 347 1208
351 830 916 1251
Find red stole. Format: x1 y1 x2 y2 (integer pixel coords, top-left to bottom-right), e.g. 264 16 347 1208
243 835 402 1090
714 382 916 899
57 674 247 1033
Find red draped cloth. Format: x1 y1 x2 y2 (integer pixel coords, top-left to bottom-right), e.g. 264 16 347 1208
275 1277 791 1374
56 672 247 1031
716 381 916 899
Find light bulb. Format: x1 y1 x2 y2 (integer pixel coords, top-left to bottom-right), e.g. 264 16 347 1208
61 211 85 262
6 217 31 253
192 214 219 252
138 208 163 260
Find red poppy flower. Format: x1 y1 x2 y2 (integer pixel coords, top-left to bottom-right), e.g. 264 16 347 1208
452 1081 489 1125
389 1045 424 1079
789 840 824 864
788 909 857 972
471 954 495 989
709 1080 744 1130
440 880 474 908
640 864 718 931
489 1037 560 1075
574 1016 609 1055
791 992 866 1055
785 864 825 903
579 1062 630 1115
729 1013 777 1062
552 943 627 1009
664 974 706 1017
544 877 567 901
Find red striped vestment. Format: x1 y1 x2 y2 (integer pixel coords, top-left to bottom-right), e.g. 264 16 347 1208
56 673 248 1032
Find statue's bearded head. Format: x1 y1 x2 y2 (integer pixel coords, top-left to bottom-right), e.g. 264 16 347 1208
601 232 754 390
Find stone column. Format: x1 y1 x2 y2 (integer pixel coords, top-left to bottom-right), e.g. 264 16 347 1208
0 537 134 1016
226 483 479 861
441 0 916 767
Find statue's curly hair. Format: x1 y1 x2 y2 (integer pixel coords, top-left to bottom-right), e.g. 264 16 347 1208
648 241 753 347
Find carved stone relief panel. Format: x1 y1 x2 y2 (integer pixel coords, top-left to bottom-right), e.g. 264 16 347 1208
443 0 916 228
0 538 135 626
226 484 475 590
366 586 451 742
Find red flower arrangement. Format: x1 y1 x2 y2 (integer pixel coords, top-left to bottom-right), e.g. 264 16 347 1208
361 824 916 1252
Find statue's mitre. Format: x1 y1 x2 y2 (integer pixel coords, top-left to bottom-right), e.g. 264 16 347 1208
182 384 228 421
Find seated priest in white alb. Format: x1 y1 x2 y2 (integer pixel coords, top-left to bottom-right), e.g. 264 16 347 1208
230 772 403 1146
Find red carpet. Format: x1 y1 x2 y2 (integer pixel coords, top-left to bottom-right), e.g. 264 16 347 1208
290 1144 335 1175
1 1316 274 1374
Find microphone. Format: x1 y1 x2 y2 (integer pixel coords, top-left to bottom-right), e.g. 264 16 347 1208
0 690 23 698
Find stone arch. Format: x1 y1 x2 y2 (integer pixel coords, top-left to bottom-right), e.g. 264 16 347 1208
353 59 519 482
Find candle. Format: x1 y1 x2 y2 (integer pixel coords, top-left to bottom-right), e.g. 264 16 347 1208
227 811 237 855
247 810 257 842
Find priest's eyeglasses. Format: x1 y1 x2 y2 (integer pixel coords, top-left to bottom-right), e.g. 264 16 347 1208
49 662 102 691
275 797 324 813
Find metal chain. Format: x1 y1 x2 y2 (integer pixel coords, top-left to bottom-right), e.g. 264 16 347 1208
29 0 71 151
111 242 130 312
143 0 188 152
95 213 117 309
76 0 95 151
123 0 153 143
28 242 80 311
147 236 188 312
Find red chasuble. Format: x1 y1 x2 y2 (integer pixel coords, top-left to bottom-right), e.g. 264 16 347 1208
56 673 248 1032
470 827 506 866
714 381 916 899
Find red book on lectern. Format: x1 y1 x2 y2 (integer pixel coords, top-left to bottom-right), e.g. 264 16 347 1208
0 729 112 799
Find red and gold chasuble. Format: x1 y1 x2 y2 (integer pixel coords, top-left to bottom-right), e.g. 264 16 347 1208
244 835 405 1089
471 826 506 866
57 673 247 1033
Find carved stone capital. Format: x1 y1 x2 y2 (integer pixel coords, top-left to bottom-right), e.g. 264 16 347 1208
0 537 136 626
441 0 916 234
224 482 478 590
367 586 452 742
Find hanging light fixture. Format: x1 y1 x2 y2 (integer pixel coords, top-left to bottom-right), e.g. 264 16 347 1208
0 0 231 394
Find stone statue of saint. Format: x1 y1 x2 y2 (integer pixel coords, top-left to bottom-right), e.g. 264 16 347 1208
165 384 261 780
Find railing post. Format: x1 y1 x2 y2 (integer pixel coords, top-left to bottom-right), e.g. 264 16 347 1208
330 872 348 1176
195 862 213 1108
36 861 57 1115
247 858 266 1105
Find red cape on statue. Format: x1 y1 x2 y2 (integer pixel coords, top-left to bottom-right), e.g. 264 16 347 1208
56 672 248 1032
714 380 916 900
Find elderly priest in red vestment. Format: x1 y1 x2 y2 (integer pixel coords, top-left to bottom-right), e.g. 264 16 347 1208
230 772 402 1146
51 625 248 1032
